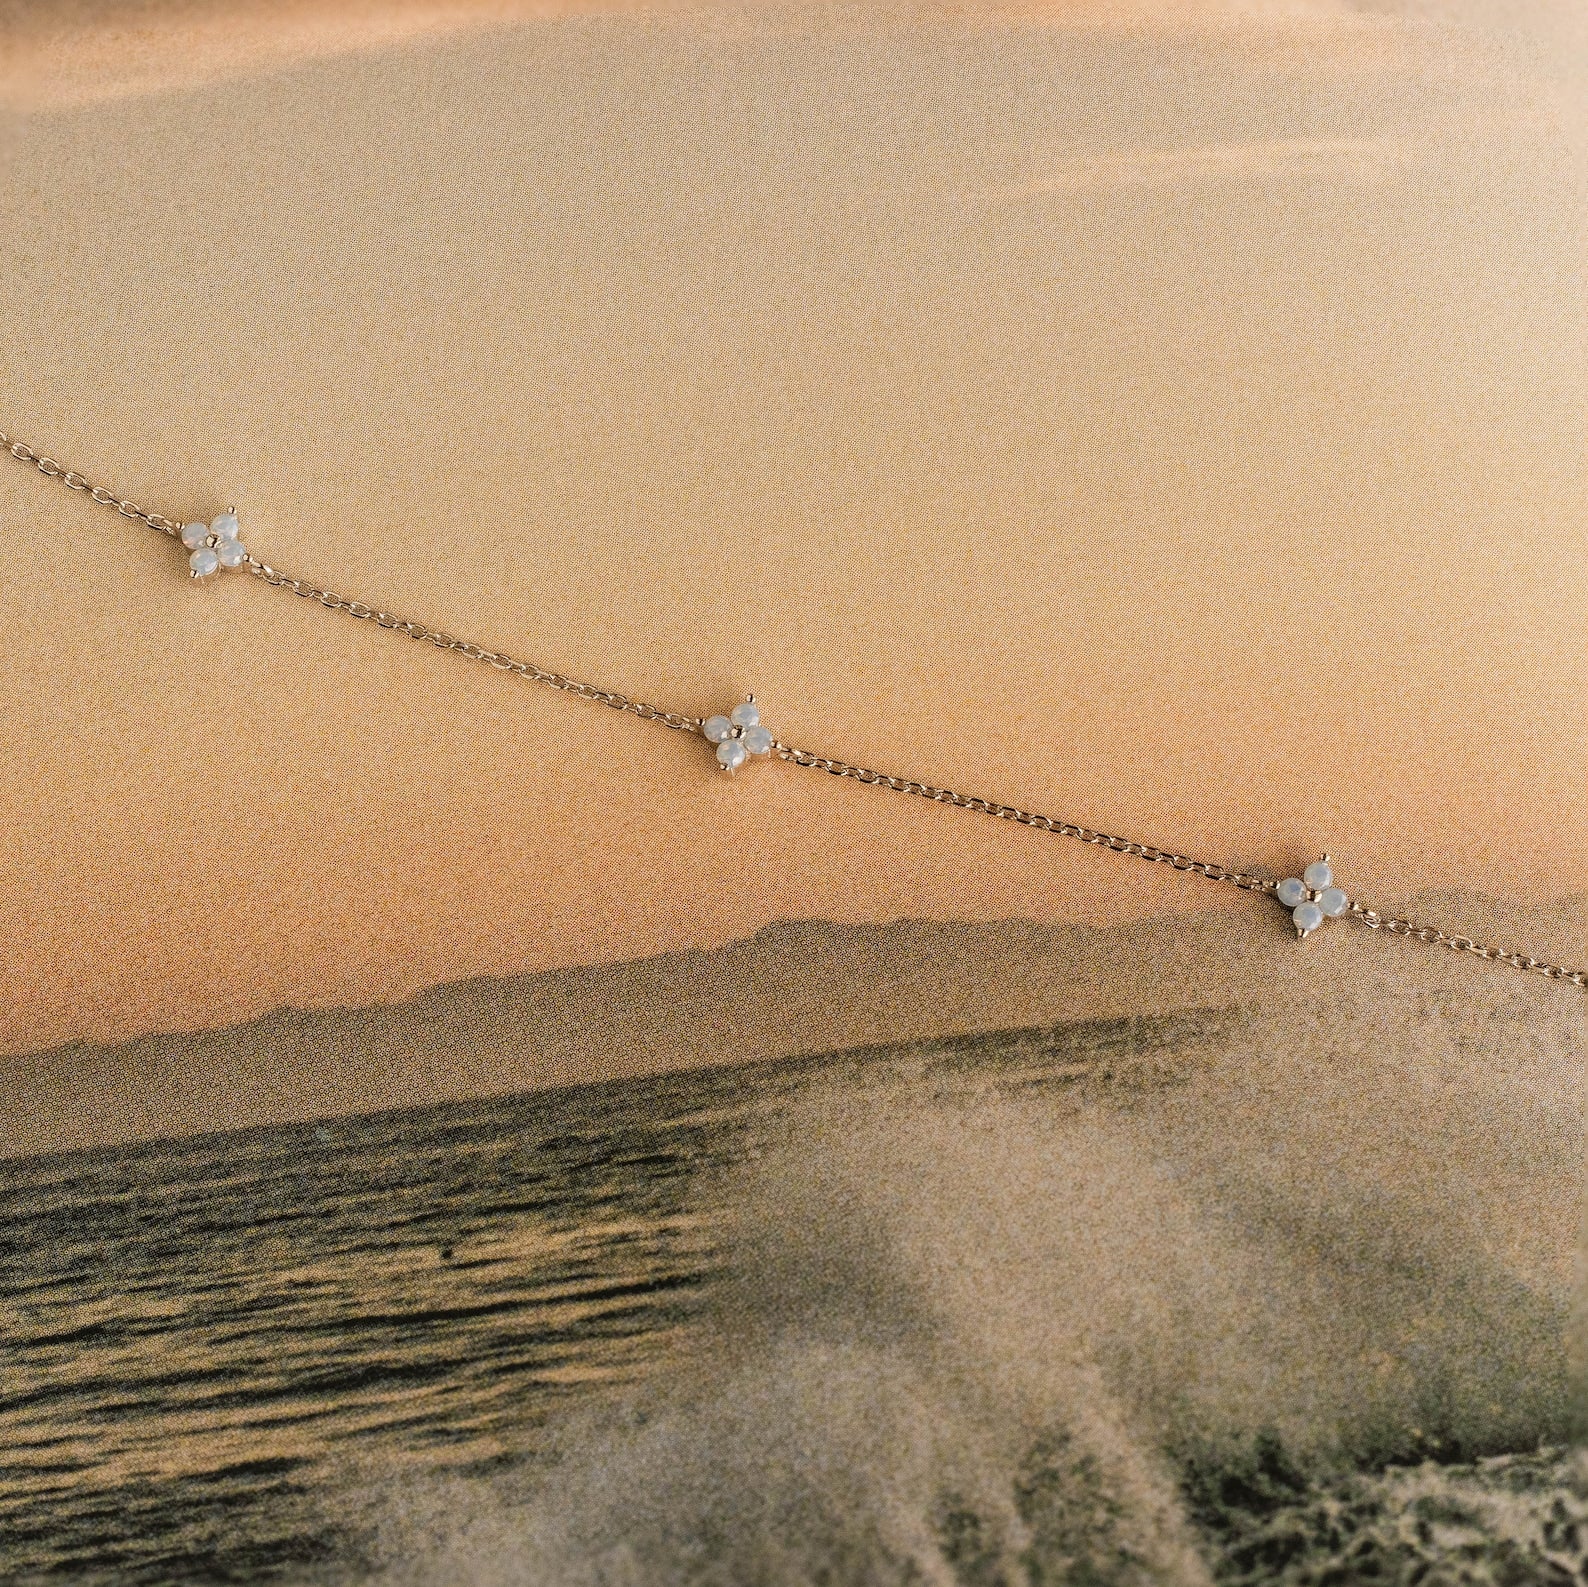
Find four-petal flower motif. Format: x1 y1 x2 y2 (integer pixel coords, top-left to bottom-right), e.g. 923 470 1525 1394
181 512 249 579
1276 856 1351 938
702 697 775 773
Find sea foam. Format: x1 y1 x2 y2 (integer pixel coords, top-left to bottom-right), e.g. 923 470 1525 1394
323 998 1588 1585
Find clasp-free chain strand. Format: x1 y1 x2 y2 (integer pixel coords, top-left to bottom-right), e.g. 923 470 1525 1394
245 557 702 733
5 427 1583 993
775 744 1274 891
1 430 183 537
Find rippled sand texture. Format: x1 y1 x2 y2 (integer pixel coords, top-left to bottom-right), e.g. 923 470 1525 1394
3 991 1583 1583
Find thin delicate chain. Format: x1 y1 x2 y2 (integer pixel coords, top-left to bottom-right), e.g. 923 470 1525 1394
245 558 702 734
1 431 183 537
775 745 1273 892
1346 905 1586 987
773 744 1586 988
5 429 1584 992
0 428 699 734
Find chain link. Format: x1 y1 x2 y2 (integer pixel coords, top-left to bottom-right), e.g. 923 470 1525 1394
0 429 183 537
4 427 1583 993
774 745 1587 987
774 744 1276 891
245 558 702 733
1350 906 1587 988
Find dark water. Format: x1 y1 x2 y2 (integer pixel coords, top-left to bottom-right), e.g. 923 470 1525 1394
2 1010 1583 1585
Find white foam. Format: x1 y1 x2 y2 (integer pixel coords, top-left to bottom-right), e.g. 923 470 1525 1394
319 999 1588 1584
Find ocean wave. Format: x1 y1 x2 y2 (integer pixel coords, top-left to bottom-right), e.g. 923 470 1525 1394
312 1005 1587 1584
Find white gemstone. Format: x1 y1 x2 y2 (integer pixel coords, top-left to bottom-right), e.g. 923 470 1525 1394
716 739 748 770
216 539 248 569
1293 900 1325 933
1303 860 1333 890
1276 878 1308 908
1318 887 1349 918
702 715 733 743
181 522 211 549
741 724 773 755
189 547 220 577
729 700 760 729
210 513 240 541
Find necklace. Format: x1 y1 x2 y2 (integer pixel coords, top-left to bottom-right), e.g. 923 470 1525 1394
7 427 1583 997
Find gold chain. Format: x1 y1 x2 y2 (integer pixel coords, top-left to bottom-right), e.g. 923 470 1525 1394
775 745 1275 893
773 746 1586 989
245 558 704 734
5 429 1584 993
2 432 184 537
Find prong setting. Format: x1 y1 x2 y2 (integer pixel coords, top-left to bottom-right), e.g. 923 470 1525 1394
702 695 776 774
182 511 248 579
1276 853 1352 939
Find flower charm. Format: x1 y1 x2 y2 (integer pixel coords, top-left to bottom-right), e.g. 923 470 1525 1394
181 511 248 579
1276 855 1351 938
702 696 775 773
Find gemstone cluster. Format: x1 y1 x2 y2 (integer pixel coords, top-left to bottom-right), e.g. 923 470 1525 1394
702 697 775 773
1276 856 1351 938
181 512 248 579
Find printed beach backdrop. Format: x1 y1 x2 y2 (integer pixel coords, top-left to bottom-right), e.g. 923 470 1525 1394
2 1 1587 1583
6 916 1588 1584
